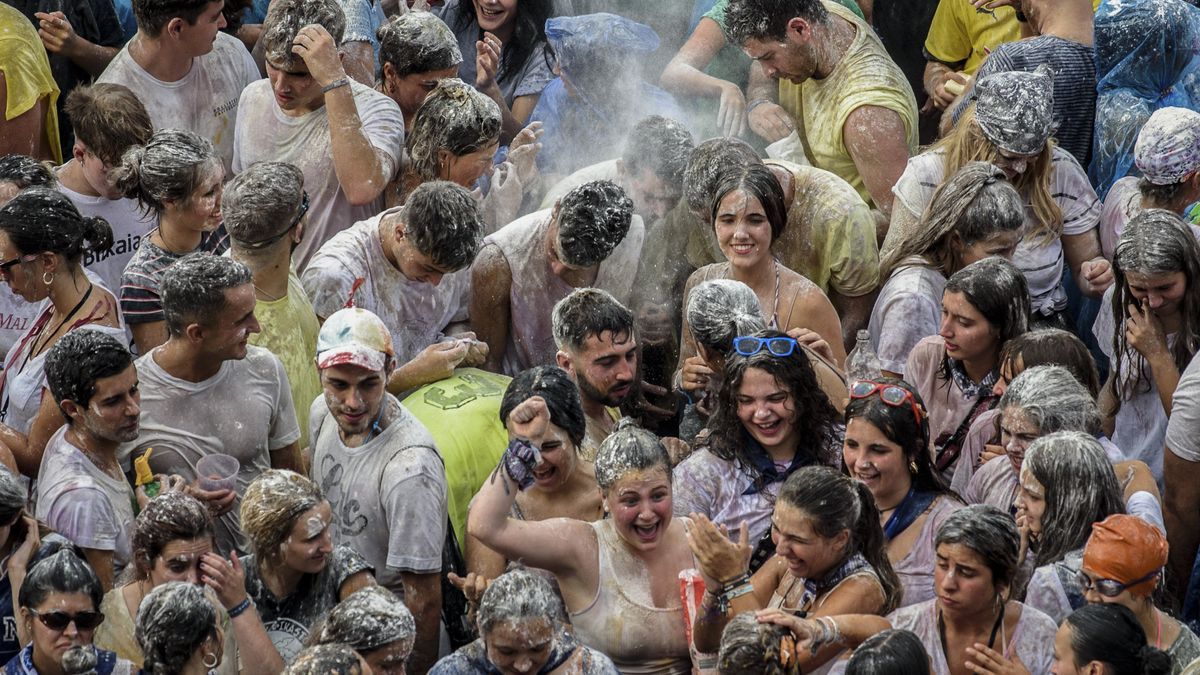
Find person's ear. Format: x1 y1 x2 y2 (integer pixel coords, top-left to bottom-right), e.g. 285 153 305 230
40 251 59 275
185 322 206 344
785 17 811 41
59 399 84 424
436 149 454 177
166 16 185 39
72 143 87 163
555 350 573 373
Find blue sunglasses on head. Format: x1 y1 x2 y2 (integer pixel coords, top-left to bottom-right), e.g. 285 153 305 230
733 335 798 357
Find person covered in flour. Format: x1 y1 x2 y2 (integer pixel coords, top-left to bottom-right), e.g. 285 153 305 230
471 180 642 376
303 180 487 395
308 307 448 675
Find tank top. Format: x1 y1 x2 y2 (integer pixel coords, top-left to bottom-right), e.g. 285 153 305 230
568 519 693 675
485 209 645 376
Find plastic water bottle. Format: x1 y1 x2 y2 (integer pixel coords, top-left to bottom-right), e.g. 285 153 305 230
845 330 882 384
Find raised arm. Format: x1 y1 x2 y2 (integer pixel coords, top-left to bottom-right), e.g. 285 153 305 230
465 397 597 582
660 18 747 137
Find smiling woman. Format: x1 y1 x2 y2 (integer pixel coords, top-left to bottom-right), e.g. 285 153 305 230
467 399 696 674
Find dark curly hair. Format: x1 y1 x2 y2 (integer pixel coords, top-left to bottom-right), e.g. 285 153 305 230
707 329 840 490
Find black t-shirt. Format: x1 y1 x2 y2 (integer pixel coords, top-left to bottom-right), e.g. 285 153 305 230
2 0 125 156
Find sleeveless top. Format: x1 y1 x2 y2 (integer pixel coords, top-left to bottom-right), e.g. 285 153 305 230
484 209 645 376
568 519 693 675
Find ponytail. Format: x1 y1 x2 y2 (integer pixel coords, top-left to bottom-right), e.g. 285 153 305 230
81 216 114 258
0 188 113 264
1140 645 1172 675
851 479 902 613
111 144 150 206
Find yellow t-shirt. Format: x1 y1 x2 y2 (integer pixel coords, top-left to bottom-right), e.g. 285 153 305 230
0 3 61 163
402 367 511 551
247 270 322 449
924 0 1101 75
776 1 918 209
924 0 1021 75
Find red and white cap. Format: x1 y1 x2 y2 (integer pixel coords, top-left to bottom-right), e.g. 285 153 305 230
316 308 394 372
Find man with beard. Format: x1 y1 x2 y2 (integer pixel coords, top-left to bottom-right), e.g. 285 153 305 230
224 161 321 450
551 288 638 461
309 307 446 674
36 329 143 591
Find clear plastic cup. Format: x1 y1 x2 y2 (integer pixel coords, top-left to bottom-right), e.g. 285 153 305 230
196 454 240 492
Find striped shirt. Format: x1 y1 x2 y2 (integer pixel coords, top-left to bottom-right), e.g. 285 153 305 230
969 36 1097 165
118 229 229 325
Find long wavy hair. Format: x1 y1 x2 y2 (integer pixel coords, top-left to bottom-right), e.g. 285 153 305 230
1024 431 1125 568
1110 209 1200 412
880 161 1024 279
707 330 840 491
935 105 1060 246
448 0 552 85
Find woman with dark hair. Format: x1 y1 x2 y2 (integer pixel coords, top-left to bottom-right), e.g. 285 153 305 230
1054 603 1172 675
0 156 57 371
870 161 1024 377
905 256 1030 480
238 471 373 663
689 465 901 674
0 468 38 663
1095 209 1200 482
0 187 122 476
9 544 133 675
889 505 1057 673
110 129 228 354
676 279 846 439
135 582 223 675
678 163 845 378
1079 514 1200 672
312 586 413 675
375 12 463 131
94 492 279 675
1017 432 1129 624
842 377 964 607
465 366 601 579
469 405 696 673
674 329 842 573
441 0 554 141
951 329 1102 493
846 629 931 674
716 611 800 675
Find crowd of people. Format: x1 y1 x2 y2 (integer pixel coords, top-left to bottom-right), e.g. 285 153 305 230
0 0 1199 672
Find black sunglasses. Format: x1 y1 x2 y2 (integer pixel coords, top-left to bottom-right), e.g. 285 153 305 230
28 609 104 631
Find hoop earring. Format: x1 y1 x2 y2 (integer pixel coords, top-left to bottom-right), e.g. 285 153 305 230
202 652 218 669
42 271 53 286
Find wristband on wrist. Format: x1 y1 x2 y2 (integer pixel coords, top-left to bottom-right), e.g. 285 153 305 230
321 77 350 93
227 597 252 618
746 98 772 114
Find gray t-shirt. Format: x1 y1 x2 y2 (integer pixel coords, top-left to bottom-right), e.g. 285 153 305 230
1166 352 1200 463
119 346 301 554
35 426 136 575
869 262 946 375
243 545 372 664
310 394 448 592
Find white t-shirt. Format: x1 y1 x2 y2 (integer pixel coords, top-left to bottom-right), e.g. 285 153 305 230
868 261 946 375
888 147 1100 315
309 394 448 591
1166 350 1200 463
233 79 405 270
301 210 470 364
1093 286 1172 481
0 293 42 361
98 32 260 173
118 345 300 554
35 426 136 575
56 170 156 293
